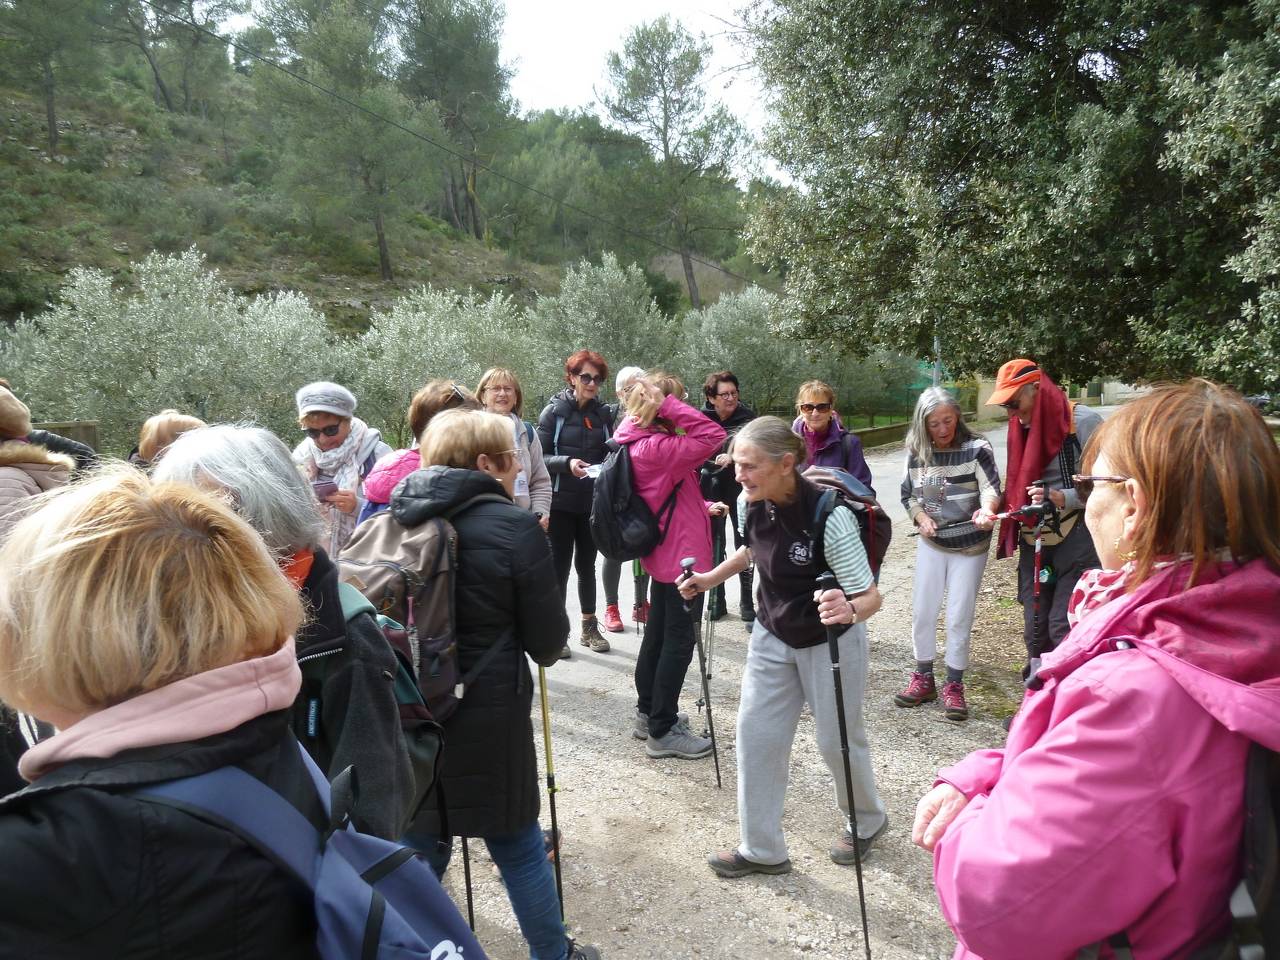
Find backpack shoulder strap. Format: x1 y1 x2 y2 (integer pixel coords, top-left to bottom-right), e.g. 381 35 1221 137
359 449 379 481
523 421 535 445
810 487 840 569
552 415 566 456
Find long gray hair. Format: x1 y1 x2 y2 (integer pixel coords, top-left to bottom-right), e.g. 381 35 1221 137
905 387 973 465
153 423 326 556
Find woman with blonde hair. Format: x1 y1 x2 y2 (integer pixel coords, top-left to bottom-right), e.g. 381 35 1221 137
477 367 552 527
128 408 205 467
791 380 874 494
915 380 1280 959
391 408 599 960
0 468 319 955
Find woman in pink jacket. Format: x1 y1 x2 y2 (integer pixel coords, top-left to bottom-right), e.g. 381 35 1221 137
914 379 1280 960
614 373 726 761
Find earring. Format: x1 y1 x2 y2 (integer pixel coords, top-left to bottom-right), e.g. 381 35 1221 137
1114 536 1137 563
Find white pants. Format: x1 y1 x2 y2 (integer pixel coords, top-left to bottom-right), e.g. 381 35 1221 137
910 540 988 671
736 622 887 865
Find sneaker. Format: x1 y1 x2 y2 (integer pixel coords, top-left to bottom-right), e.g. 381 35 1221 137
631 601 650 625
579 618 610 652
632 710 690 740
707 849 792 879
941 680 969 721
603 604 624 633
646 725 712 760
567 941 602 960
893 670 937 707
830 816 889 865
557 643 572 660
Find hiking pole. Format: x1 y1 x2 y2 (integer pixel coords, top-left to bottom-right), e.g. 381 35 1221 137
817 571 873 960
460 837 475 930
537 665 565 919
681 557 722 789
634 558 645 636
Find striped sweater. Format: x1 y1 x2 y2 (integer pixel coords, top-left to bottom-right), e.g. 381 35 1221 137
901 437 1002 555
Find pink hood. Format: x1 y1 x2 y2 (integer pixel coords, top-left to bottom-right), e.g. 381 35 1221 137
613 394 725 582
20 640 301 782
363 447 421 505
934 558 1280 960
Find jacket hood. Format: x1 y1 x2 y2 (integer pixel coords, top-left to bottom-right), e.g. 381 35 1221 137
392 464 511 526
363 447 421 504
703 401 756 431
0 440 75 478
1041 558 1280 749
19 639 301 782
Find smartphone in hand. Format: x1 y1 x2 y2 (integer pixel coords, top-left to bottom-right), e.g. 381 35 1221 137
311 479 339 500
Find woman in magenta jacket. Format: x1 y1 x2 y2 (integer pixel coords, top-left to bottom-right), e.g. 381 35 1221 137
614 372 726 761
914 380 1280 960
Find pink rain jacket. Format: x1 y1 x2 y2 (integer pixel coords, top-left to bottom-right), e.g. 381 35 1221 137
613 394 725 584
363 447 421 506
934 558 1280 960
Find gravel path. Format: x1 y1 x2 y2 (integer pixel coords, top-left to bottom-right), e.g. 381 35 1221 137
445 422 1064 960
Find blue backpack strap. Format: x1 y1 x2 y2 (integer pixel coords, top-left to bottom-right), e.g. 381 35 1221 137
810 488 839 570
523 420 534 445
552 415 566 456
131 741 331 886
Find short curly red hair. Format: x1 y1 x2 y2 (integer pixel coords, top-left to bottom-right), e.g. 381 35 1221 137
564 349 608 386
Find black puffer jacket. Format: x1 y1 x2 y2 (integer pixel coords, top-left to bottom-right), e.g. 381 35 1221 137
537 387 615 514
699 401 757 504
0 712 320 959
293 548 415 840
392 466 568 838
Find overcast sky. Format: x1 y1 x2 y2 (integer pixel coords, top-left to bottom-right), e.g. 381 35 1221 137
500 1 779 180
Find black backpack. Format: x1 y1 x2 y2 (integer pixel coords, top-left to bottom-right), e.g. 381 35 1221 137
589 438 682 561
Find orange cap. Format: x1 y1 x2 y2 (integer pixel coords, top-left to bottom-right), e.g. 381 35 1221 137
987 359 1041 407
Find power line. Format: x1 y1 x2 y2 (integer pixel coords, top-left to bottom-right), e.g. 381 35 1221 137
140 0 778 294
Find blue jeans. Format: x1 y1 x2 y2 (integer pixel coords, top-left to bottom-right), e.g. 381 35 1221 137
405 820 567 960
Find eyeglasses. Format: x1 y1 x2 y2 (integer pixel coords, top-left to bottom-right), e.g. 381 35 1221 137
304 424 342 439
486 384 514 394
577 373 603 385
1072 474 1130 503
716 391 739 400
799 402 833 414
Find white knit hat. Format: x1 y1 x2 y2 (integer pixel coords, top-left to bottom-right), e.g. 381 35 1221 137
615 365 646 394
295 381 357 418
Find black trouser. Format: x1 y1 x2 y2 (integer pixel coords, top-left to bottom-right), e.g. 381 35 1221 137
707 503 752 619
1017 518 1099 674
635 580 702 738
602 557 651 608
548 509 597 617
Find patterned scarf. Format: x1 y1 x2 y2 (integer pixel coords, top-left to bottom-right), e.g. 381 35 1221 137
293 416 382 555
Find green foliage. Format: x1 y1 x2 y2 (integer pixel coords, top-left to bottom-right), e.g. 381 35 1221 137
748 0 1279 390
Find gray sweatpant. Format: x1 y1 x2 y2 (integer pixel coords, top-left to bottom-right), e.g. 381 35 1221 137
736 621 887 865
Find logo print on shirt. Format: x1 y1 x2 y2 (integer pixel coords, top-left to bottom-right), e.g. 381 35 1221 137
789 540 811 565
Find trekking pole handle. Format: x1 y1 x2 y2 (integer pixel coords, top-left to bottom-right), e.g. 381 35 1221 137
681 556 697 614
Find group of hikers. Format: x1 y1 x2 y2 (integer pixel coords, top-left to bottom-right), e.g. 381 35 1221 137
0 353 1277 960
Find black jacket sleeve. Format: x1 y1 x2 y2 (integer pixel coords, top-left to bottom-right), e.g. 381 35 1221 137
321 614 416 840
511 512 570 666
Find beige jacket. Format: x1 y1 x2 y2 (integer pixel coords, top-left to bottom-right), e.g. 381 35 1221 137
0 442 74 538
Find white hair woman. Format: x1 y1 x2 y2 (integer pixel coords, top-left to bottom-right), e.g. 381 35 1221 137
0 467 318 956
680 416 887 877
894 387 1001 721
154 424 415 839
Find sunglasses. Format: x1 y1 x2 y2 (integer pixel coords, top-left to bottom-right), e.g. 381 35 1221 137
1072 474 1129 503
576 372 603 385
304 424 342 440
799 402 833 414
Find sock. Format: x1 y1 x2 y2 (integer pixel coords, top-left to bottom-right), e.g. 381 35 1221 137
917 659 934 675
946 667 964 684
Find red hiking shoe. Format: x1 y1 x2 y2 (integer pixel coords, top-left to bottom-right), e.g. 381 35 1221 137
893 671 937 708
632 601 650 625
603 604 624 633
941 680 969 721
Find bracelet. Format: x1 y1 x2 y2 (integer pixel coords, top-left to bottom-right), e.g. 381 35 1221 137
847 599 857 625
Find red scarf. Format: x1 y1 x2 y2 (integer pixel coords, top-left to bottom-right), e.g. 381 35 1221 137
997 375 1072 559
281 548 315 589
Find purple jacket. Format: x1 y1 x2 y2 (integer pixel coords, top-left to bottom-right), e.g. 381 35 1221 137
934 558 1280 959
791 415 874 495
613 394 726 583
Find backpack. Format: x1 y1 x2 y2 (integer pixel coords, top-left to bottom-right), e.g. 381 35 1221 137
589 437 681 561
803 465 893 578
336 493 511 723
132 741 487 960
331 582 444 823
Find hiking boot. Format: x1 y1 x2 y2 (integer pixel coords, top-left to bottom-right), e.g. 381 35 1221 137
631 600 650 625
830 816 888 865
893 670 937 707
707 849 792 879
941 680 969 721
557 643 572 660
567 940 601 960
632 710 690 741
646 725 712 760
579 618 610 652
603 604 624 633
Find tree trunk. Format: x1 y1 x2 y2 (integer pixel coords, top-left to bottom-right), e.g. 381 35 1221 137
42 57 58 157
442 173 464 231
135 33 175 111
680 248 702 309
464 165 484 241
374 210 393 281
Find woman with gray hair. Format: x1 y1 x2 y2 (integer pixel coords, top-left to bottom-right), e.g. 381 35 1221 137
154 424 416 839
895 387 1001 721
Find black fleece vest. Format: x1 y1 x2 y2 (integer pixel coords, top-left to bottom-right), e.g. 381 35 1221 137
744 477 828 649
